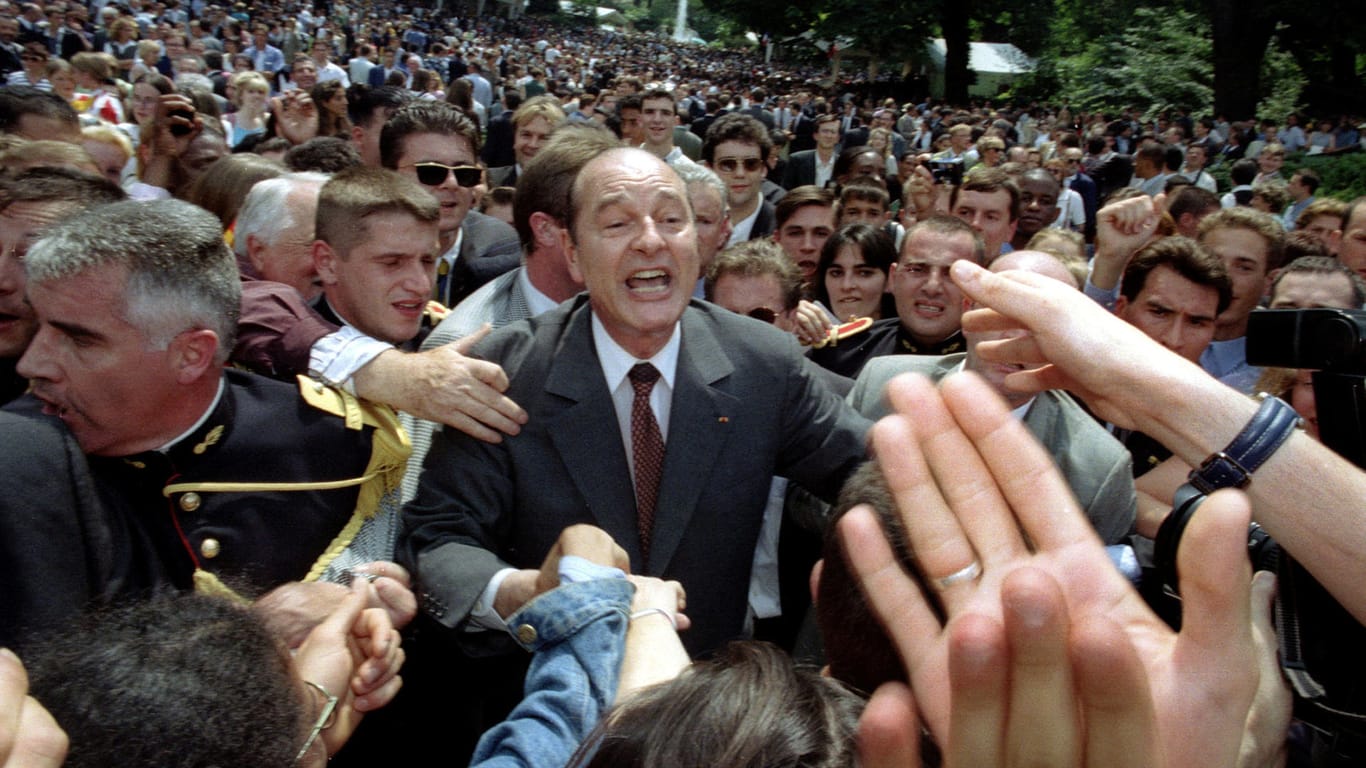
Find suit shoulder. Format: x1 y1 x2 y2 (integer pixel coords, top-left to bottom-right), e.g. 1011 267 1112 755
461 211 520 255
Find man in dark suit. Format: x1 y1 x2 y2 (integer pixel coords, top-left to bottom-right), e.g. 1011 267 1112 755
485 96 564 190
1060 146 1099 238
400 148 870 656
702 113 777 245
480 91 521 168
740 87 774 130
380 102 519 307
782 113 841 190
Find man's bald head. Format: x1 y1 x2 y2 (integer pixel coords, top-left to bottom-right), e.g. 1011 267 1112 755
989 249 1079 288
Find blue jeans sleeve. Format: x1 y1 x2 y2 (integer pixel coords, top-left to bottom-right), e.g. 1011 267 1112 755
469 578 634 768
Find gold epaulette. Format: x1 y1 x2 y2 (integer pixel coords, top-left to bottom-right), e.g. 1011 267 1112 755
425 300 450 324
811 316 875 349
180 377 412 600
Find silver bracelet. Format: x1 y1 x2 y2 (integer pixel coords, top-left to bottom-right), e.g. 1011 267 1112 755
630 607 677 631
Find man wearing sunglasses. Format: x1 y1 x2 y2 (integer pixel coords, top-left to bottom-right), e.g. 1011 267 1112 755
380 102 519 308
702 114 776 247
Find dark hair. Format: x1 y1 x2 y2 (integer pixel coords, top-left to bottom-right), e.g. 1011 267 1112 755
311 79 351 137
1229 158 1259 187
346 83 409 129
0 85 78 134
701 113 771 163
814 223 896 318
571 642 862 768
774 185 835 228
0 165 125 214
26 594 304 768
1292 167 1321 194
1271 255 1366 308
1120 236 1232 315
284 135 361 174
1167 185 1220 222
379 101 481 169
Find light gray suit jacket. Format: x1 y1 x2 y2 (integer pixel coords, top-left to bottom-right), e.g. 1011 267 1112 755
400 267 532 502
399 296 871 654
846 354 1136 544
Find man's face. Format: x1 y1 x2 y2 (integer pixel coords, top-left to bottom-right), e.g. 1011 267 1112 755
618 107 644 146
1185 145 1206 170
687 181 730 271
164 35 186 59
815 121 840 152
19 265 183 456
0 201 66 359
838 198 886 227
1200 226 1270 330
711 272 794 333
1114 265 1219 362
640 97 675 147
772 203 834 282
1288 173 1310 201
952 189 1016 258
513 115 553 168
1258 151 1284 176
292 60 317 89
949 130 970 153
1302 215 1341 251
0 18 18 43
312 41 330 64
711 139 764 213
1016 176 1059 239
395 132 477 237
891 228 977 345
1269 271 1358 310
250 191 322 300
564 151 698 357
316 211 440 345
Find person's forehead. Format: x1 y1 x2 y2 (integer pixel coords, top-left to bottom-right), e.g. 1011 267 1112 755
1135 264 1217 305
0 199 67 233
1020 177 1058 197
1273 271 1356 308
957 188 1012 212
1202 226 1270 264
716 272 781 306
687 183 723 215
399 131 476 163
903 229 974 264
713 139 760 158
781 204 834 230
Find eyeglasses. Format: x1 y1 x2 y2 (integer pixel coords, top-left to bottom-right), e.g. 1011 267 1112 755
407 162 482 188
715 157 763 174
746 307 777 324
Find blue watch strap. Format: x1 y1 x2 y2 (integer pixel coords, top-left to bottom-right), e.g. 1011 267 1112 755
1187 395 1300 493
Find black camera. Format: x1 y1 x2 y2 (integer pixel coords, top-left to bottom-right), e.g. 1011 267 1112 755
928 158 963 186
168 108 195 137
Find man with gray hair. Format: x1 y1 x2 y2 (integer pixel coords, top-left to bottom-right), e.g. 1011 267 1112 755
234 171 329 300
14 199 414 615
673 161 731 296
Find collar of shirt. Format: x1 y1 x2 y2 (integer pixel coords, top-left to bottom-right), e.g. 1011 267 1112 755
517 265 558 317
440 227 465 271
727 203 761 247
592 311 680 443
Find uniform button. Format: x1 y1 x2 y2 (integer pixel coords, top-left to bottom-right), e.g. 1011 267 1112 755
515 624 537 644
200 537 221 559
179 492 201 512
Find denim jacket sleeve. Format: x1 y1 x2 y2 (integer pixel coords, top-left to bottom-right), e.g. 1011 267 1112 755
469 578 634 768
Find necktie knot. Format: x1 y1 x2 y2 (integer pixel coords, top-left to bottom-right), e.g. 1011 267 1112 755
629 362 660 393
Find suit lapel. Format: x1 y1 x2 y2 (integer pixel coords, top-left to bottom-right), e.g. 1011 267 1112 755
543 303 643 564
647 307 739 573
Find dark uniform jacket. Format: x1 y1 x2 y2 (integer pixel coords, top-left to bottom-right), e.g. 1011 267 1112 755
807 317 965 379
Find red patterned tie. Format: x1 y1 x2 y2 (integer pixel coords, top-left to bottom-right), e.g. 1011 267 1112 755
628 363 664 562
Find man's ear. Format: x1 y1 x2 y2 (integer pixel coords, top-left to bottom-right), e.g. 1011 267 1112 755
169 328 219 385
809 558 824 605
530 211 562 251
1114 294 1130 315
245 233 267 275
313 240 340 285
559 226 583 284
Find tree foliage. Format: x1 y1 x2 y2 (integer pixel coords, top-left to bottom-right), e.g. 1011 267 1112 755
1052 8 1213 117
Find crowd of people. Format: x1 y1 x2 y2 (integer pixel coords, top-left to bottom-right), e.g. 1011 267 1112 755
2 1 1366 767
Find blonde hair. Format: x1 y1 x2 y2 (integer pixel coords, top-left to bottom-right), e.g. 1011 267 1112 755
81 124 134 163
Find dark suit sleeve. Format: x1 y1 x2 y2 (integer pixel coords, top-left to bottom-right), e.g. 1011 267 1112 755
773 338 871 501
0 413 120 649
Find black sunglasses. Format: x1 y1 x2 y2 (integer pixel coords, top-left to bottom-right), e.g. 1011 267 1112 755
408 162 482 188
715 157 764 174
747 307 777 324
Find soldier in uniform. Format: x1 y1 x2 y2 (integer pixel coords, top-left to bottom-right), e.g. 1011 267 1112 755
9 199 411 620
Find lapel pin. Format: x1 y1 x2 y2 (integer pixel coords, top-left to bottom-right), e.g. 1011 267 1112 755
718 416 729 423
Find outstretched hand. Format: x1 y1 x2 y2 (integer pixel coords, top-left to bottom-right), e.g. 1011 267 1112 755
841 371 1257 767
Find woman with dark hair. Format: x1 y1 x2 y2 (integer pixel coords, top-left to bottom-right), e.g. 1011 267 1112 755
446 77 485 128
311 80 351 138
814 223 896 322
